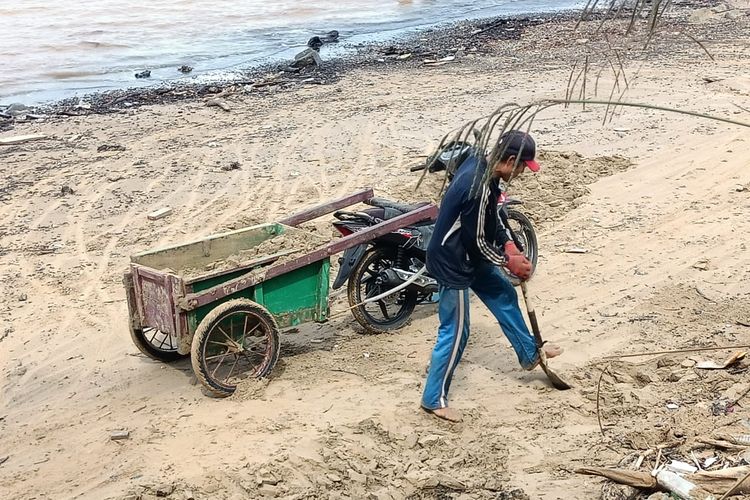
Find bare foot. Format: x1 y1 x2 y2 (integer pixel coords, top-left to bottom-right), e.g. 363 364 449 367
525 344 563 371
423 406 463 423
544 343 563 359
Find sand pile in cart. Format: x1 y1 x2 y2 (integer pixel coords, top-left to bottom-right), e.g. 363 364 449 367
177 229 329 280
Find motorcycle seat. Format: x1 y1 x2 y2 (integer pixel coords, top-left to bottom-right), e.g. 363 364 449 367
367 197 430 214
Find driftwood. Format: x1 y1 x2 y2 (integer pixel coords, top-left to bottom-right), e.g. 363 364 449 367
575 467 656 489
693 466 750 495
695 437 749 452
576 465 750 496
205 98 231 112
0 134 47 145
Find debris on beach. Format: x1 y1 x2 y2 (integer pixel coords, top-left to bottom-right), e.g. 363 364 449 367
292 48 323 69
147 207 172 221
205 98 231 112
110 430 130 441
308 30 339 50
221 161 241 171
3 103 30 117
307 36 324 51
0 134 47 145
97 143 126 152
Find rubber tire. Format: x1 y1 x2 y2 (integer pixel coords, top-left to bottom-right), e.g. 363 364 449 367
130 326 187 362
502 209 539 286
347 247 419 334
191 298 280 398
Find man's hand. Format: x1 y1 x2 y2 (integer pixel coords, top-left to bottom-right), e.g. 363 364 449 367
504 241 522 257
505 253 532 281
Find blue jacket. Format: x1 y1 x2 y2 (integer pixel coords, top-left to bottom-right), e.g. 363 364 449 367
426 154 513 288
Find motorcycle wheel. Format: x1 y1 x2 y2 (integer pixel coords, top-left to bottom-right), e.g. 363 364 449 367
347 247 419 334
502 209 539 286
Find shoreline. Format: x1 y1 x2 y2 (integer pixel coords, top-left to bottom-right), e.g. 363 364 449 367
0 0 724 135
1 10 582 132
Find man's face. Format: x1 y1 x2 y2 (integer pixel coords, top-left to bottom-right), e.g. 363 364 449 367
493 156 526 182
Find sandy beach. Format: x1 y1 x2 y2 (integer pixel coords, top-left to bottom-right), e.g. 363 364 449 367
1 3 750 499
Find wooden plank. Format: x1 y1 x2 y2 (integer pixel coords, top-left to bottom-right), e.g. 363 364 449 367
180 204 438 311
130 222 279 271
0 134 47 145
279 188 374 227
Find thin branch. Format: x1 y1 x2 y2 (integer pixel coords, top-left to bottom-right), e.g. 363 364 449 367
575 0 599 31
597 363 612 436
551 99 750 128
681 31 716 61
596 0 620 34
565 61 580 106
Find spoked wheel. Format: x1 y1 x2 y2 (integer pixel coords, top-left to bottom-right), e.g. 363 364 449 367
347 247 419 334
130 326 186 362
501 208 539 286
191 299 280 398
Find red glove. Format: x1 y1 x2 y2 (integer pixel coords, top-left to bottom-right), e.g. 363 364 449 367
504 241 522 257
505 253 532 281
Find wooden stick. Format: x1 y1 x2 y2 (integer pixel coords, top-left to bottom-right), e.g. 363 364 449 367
719 469 750 500
596 362 612 436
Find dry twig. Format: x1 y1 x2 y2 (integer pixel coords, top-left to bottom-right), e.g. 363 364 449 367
596 362 612 436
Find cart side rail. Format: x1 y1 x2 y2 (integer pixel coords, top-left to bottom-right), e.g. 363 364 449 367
180 203 438 311
279 188 373 227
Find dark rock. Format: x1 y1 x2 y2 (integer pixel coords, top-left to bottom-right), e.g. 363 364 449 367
496 488 530 500
135 70 151 79
292 48 323 68
307 36 324 51
18 293 27 302
322 30 339 43
222 161 241 171
178 65 193 74
60 185 75 196
155 483 175 497
308 30 339 50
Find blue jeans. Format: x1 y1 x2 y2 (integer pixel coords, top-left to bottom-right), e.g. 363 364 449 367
421 266 538 410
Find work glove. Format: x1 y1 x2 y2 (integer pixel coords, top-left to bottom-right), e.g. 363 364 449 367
505 253 532 281
504 241 522 257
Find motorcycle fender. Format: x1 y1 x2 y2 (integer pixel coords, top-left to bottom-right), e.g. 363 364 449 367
332 244 368 289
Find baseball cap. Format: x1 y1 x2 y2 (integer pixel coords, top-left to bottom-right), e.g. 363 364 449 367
498 130 540 172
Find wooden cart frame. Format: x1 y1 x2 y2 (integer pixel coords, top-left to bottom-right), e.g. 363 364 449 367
124 188 437 395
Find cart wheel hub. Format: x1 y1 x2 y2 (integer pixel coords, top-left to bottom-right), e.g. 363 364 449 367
226 340 244 353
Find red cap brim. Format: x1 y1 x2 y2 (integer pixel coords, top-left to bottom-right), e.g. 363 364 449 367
524 160 540 172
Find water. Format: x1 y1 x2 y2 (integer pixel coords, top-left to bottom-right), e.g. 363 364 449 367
0 0 582 105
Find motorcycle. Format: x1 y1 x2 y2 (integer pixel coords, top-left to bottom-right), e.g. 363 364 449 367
331 143 539 333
